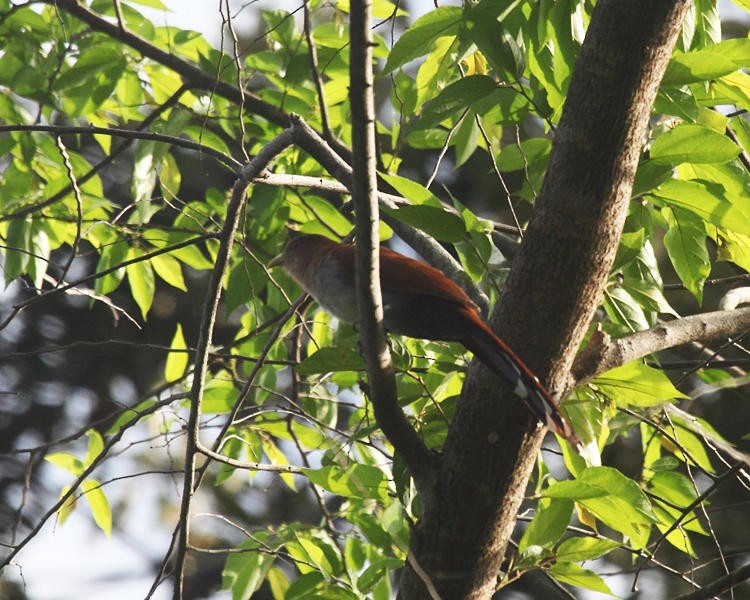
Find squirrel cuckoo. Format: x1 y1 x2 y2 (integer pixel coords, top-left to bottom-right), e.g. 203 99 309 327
270 234 581 450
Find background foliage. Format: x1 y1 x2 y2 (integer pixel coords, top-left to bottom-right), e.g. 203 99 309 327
1 0 750 598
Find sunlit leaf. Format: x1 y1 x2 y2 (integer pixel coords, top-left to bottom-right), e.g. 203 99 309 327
82 478 112 537
125 248 155 319
381 7 463 75
595 361 688 407
165 323 188 383
548 561 615 595
555 537 620 562
651 124 740 165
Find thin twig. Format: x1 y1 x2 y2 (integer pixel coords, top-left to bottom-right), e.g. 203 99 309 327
54 136 84 285
303 0 333 139
632 462 744 591
0 233 216 332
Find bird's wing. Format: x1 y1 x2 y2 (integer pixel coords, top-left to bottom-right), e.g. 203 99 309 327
377 247 478 308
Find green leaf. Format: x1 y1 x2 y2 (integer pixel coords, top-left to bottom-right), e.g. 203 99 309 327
415 35 460 107
663 50 738 86
285 572 324 598
293 531 342 578
222 536 275 600
267 566 290 600
416 75 498 130
463 3 525 80
53 48 125 91
384 204 466 243
595 361 688 407
649 471 698 507
262 437 296 490
45 452 85 476
379 172 442 206
518 497 573 552
129 141 160 224
4 216 31 283
84 429 104 467
203 376 239 414
663 422 715 473
653 503 697 556
547 467 657 550
357 558 403 593
304 464 389 501
297 345 365 375
95 238 129 295
124 0 167 8
165 324 188 383
604 286 650 332
496 137 551 172
662 208 710 303
107 399 157 435
151 251 187 291
381 7 463 75
612 229 645 272
651 178 750 236
125 248 155 319
632 160 676 198
715 37 750 67
159 152 181 200
337 0 406 18
651 124 740 165
555 537 620 562
548 562 615 595
56 485 76 526
82 478 112 537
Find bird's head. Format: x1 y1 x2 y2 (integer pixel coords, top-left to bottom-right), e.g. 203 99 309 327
268 233 340 284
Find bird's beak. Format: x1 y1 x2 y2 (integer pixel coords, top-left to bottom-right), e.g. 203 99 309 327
267 253 284 269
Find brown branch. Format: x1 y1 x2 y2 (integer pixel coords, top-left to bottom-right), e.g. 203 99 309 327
398 2 693 598
171 129 295 599
672 560 750 600
571 307 750 386
0 124 241 178
54 136 84 284
302 0 333 139
348 0 438 498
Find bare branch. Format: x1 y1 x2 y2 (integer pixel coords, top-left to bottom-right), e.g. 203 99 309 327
571 308 750 386
0 123 241 180
171 128 295 599
672 561 750 600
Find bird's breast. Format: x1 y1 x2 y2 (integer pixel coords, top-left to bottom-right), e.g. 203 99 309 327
310 256 359 323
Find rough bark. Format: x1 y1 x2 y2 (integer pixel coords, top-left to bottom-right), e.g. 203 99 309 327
397 1 692 598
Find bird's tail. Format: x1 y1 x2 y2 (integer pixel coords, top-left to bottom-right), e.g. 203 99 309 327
462 319 582 451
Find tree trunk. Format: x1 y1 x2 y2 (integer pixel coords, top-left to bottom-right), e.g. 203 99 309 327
398 1 692 598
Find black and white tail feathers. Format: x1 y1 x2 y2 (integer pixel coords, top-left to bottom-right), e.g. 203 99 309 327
462 321 582 451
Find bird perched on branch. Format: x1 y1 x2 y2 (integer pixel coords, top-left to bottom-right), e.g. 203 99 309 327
270 233 581 450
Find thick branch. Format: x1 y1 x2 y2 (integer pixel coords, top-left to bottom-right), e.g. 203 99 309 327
348 0 436 495
398 2 692 598
673 560 750 600
572 307 750 385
